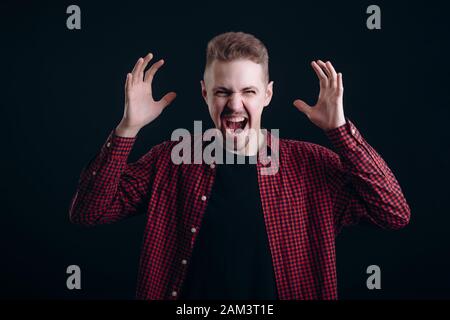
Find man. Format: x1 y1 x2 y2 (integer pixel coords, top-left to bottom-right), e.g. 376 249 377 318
69 32 411 300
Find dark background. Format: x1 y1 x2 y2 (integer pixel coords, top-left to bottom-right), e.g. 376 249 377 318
0 0 449 299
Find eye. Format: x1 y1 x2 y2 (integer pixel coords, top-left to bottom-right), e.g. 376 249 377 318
244 90 256 95
214 91 229 97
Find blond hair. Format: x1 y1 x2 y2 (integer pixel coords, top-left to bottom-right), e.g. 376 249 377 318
204 31 269 83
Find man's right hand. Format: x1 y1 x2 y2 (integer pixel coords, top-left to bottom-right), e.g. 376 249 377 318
115 52 177 137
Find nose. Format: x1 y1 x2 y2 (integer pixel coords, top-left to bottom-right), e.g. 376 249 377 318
226 93 244 111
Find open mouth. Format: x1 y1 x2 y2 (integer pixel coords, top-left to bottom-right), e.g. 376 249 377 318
222 116 249 134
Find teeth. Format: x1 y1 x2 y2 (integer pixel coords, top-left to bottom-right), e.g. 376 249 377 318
224 117 245 122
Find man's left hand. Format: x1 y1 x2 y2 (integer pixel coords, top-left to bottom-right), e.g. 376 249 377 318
293 60 346 131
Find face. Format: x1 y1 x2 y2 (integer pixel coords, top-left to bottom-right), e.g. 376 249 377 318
201 59 273 154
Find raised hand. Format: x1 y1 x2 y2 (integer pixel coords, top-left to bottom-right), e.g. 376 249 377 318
116 52 177 137
293 60 346 131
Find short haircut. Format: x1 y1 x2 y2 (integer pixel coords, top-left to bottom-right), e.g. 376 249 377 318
204 31 269 83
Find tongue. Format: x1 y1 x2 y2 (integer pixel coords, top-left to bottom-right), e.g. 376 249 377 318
227 120 244 130
229 121 241 129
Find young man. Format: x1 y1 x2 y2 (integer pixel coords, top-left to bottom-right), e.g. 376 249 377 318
69 32 411 300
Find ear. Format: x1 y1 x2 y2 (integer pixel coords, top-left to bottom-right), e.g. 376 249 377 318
201 80 208 103
263 81 274 107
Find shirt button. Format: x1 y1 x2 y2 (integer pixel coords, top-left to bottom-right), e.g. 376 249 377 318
210 163 215 169
172 291 177 297
106 142 111 148
92 171 97 176
191 227 197 233
181 259 187 265
201 195 207 201
351 128 356 135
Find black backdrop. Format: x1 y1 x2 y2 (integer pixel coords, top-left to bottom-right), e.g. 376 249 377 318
1 0 449 299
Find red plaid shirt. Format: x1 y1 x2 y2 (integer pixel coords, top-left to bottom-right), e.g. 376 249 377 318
69 119 410 300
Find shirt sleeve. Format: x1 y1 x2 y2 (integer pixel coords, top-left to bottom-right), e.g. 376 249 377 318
322 118 411 236
68 129 161 226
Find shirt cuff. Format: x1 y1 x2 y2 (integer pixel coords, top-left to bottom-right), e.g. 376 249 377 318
324 118 363 153
101 129 137 159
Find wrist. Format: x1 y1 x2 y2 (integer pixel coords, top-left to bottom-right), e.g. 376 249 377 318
323 116 346 132
115 121 141 138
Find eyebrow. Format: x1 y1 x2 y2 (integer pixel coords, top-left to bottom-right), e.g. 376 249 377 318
213 86 259 92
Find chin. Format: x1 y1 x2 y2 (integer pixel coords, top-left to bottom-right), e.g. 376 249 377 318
219 129 246 150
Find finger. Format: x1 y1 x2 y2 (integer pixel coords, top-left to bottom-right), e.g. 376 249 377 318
337 72 344 94
326 61 338 88
311 61 328 87
317 60 331 78
145 59 165 84
131 57 144 83
138 52 154 80
293 99 312 116
125 73 132 93
158 91 177 108
317 60 333 87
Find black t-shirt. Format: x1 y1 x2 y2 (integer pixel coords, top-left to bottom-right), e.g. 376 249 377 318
179 149 278 300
